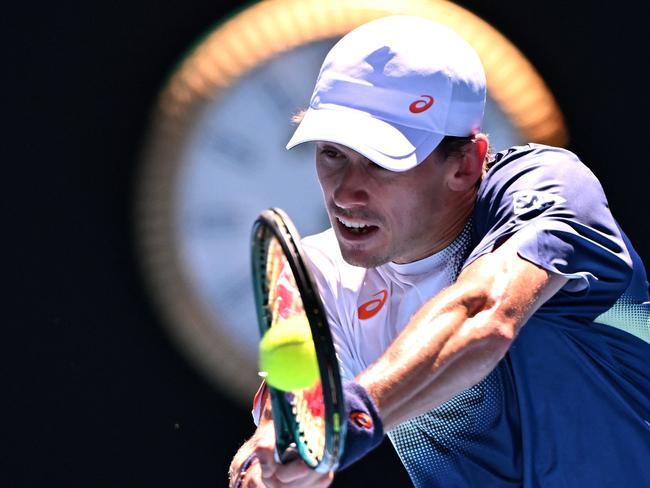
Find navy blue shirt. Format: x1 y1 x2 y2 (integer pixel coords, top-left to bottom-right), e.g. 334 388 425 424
389 144 650 487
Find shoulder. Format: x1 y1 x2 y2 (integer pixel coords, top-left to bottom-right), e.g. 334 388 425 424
467 143 632 305
483 143 591 187
490 143 581 164
301 228 367 292
476 143 605 216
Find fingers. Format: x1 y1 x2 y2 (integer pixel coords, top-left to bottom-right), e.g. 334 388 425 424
274 458 311 484
231 419 333 488
237 458 265 488
276 463 334 487
237 457 334 488
260 459 334 488
254 427 278 480
229 452 261 488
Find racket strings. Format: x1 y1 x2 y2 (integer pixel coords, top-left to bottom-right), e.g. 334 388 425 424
265 237 306 327
288 383 326 462
266 238 284 326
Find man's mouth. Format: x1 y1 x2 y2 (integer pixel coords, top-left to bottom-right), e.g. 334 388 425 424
335 216 379 237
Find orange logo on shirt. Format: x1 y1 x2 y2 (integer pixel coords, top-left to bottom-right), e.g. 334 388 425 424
358 289 388 320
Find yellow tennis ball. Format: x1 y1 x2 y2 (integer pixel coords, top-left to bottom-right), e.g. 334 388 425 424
259 315 319 391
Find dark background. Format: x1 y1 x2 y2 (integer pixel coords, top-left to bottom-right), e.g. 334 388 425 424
5 1 647 486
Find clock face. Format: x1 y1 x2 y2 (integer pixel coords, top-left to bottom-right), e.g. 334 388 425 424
176 41 336 361
136 1 567 405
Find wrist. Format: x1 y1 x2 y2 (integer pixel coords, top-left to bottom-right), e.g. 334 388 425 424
338 381 384 471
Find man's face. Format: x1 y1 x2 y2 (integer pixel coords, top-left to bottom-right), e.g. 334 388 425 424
315 142 459 268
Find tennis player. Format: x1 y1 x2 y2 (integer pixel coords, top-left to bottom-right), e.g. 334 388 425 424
230 16 650 487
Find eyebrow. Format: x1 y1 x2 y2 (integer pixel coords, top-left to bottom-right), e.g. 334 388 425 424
317 142 353 154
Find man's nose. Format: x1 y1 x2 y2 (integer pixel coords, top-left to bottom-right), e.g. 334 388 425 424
332 160 370 209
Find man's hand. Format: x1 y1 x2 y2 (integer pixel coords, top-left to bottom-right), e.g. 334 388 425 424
229 401 334 487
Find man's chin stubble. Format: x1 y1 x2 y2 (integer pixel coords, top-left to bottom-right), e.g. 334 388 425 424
339 246 391 269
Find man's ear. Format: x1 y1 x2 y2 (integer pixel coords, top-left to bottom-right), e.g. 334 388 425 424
447 134 488 192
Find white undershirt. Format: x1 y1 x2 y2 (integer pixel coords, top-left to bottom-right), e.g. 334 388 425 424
302 224 471 380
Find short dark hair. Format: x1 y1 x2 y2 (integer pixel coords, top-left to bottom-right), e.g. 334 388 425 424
435 135 475 159
435 135 491 183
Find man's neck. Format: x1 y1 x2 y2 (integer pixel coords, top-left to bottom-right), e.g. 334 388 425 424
393 191 475 264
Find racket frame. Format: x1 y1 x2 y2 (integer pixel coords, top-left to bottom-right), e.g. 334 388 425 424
251 208 346 473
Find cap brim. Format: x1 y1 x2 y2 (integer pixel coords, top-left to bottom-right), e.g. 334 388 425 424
286 108 444 172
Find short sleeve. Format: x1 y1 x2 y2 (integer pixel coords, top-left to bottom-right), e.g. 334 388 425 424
466 144 632 318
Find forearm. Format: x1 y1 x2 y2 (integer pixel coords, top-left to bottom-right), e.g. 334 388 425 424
356 236 568 430
356 282 512 429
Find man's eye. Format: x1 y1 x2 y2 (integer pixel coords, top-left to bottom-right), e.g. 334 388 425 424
320 148 340 158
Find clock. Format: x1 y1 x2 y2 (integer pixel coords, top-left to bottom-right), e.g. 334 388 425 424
135 0 568 405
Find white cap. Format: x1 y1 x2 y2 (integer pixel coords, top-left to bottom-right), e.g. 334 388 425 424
286 16 486 171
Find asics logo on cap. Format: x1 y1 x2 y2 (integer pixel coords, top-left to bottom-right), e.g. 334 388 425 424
358 289 388 320
409 95 435 113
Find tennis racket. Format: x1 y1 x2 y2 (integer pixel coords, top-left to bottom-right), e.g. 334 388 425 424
251 207 346 473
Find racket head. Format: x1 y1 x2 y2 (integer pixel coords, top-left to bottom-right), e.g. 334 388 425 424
251 208 346 473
